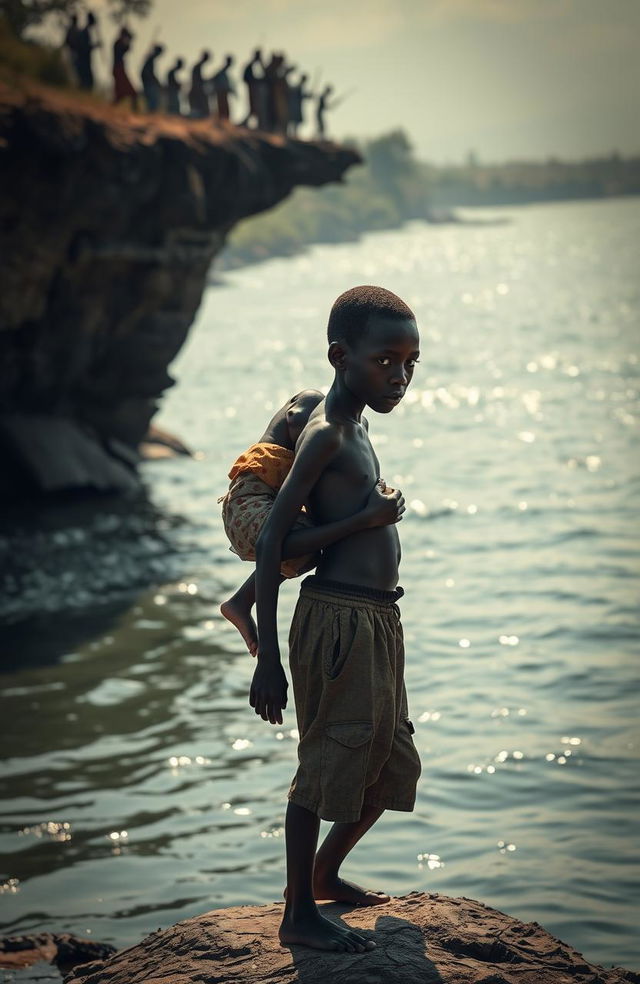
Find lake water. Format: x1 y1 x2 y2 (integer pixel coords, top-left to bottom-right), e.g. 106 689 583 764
1 197 639 978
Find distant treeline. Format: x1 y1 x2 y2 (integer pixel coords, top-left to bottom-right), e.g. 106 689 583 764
221 137 640 269
425 154 640 207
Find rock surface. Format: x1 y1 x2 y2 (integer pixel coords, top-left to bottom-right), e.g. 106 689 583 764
0 81 360 498
66 893 639 984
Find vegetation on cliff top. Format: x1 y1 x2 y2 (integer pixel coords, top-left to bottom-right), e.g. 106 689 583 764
3 0 150 41
0 15 69 84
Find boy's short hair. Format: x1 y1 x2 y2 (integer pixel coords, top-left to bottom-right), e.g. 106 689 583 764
327 285 415 348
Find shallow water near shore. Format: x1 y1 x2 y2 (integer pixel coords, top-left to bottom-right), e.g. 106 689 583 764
1 197 639 977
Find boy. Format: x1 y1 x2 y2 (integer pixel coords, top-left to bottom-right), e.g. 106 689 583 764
219 389 405 656
250 285 422 953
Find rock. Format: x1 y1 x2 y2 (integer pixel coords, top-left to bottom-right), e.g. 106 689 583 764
0 413 140 494
0 932 115 974
139 423 194 459
0 81 360 499
63 893 639 984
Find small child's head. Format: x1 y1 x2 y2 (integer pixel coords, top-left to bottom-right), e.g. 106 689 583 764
285 389 325 444
327 285 419 414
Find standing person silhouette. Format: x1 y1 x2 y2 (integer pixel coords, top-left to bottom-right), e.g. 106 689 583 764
211 54 235 120
316 84 335 139
288 72 312 137
283 64 297 135
76 12 100 91
240 48 266 128
141 42 164 112
273 54 290 134
166 57 184 115
189 50 211 118
264 53 280 131
63 14 80 84
112 27 138 110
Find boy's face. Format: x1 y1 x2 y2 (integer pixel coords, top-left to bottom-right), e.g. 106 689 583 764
343 315 420 414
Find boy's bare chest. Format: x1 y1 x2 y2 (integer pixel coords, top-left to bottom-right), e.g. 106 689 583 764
335 431 379 485
311 428 380 518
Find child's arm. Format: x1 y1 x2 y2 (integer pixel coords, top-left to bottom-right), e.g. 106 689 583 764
250 423 342 725
280 481 404 560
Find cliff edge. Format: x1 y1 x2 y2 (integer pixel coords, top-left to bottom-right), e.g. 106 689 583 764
57 893 640 984
0 82 360 497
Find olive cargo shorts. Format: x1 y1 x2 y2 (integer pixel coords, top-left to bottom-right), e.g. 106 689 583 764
287 576 422 823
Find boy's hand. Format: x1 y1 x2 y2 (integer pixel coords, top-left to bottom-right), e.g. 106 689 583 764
363 481 405 527
249 659 288 725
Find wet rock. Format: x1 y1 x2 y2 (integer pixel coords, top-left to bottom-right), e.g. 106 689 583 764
139 423 194 460
0 932 115 975
63 893 640 984
0 81 360 499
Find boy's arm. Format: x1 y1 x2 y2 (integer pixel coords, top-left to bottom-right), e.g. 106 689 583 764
250 424 341 725
280 481 404 560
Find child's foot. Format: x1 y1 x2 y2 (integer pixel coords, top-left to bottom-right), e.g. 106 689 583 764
284 877 390 907
220 599 258 656
279 908 375 952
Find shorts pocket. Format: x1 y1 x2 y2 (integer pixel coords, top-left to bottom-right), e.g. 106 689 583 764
323 610 358 680
321 721 373 812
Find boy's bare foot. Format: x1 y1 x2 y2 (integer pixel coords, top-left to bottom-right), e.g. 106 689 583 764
220 599 258 656
314 875 390 907
284 877 390 907
279 908 375 952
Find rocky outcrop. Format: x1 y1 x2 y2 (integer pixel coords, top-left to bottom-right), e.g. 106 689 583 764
0 82 360 498
63 893 638 984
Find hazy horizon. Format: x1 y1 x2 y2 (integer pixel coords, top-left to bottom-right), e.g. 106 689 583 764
35 0 640 164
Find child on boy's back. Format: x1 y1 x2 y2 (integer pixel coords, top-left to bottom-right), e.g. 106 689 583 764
219 389 405 655
250 285 422 954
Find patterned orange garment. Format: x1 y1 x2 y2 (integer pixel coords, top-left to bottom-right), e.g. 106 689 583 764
227 443 295 492
219 442 318 578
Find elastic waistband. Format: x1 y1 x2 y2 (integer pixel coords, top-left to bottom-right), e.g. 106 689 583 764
300 575 404 609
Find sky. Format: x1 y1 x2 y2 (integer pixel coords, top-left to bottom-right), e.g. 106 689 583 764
57 0 640 162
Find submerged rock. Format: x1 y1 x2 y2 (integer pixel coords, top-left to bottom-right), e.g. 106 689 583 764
64 893 639 984
0 82 360 499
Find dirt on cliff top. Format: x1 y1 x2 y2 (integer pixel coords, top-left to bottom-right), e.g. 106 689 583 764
0 75 345 152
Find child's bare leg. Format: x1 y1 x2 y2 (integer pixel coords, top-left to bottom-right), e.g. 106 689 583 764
221 572 287 655
313 804 390 906
220 572 259 655
279 802 376 952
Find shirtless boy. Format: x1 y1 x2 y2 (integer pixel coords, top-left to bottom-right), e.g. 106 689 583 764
250 285 422 953
219 389 404 655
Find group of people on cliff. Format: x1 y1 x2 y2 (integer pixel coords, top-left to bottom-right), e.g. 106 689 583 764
64 12 341 138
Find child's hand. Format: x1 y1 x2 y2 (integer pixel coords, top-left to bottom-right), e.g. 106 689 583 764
249 659 288 725
364 481 405 527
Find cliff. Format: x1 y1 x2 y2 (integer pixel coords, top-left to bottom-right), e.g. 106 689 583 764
13 893 636 984
0 82 360 498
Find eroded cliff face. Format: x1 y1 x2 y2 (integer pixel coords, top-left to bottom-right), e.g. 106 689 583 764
0 82 360 497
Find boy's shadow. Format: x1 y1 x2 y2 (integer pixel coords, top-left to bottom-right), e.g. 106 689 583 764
283 906 444 983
